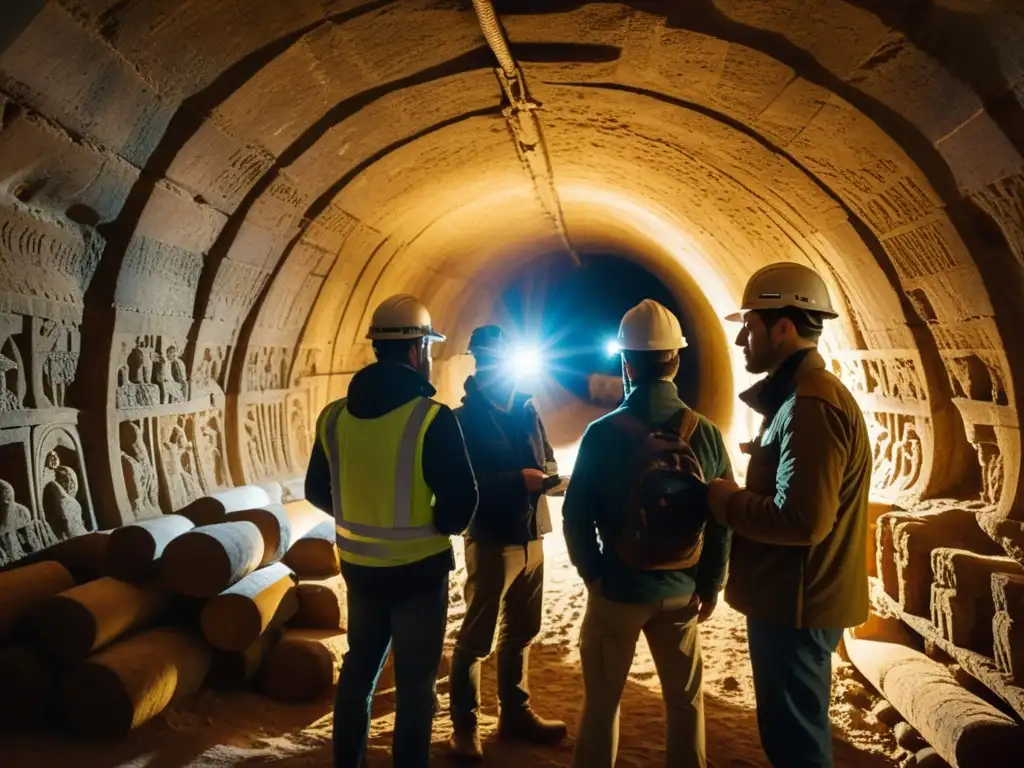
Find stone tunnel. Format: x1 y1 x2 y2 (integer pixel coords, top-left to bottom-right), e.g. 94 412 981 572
1 1 1024 766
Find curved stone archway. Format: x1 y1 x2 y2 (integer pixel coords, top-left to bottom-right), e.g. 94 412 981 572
0 0 1022 570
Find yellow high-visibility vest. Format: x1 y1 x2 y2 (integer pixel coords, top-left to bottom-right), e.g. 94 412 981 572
317 396 451 567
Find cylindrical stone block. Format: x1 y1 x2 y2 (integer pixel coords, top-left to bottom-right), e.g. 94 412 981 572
0 644 58 730
0 561 75 641
177 486 272 527
291 575 347 630
256 481 284 505
105 515 194 582
281 519 339 579
161 521 265 598
16 531 112 584
200 562 298 652
846 634 1024 766
33 577 170 660
228 504 291 567
259 629 348 703
59 626 211 738
207 629 283 688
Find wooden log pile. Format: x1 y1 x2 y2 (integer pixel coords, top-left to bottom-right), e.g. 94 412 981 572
0 491 350 740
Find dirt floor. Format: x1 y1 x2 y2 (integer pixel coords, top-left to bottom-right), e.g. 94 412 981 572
1 387 904 767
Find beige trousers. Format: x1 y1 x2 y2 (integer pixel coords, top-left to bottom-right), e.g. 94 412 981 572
572 588 705 768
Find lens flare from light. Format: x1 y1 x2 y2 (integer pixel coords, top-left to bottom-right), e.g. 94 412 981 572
510 345 543 379
605 340 621 357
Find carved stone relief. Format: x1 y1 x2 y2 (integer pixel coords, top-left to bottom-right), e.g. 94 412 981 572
32 318 80 408
967 424 1005 508
245 345 291 392
33 423 96 541
116 334 191 409
293 346 323 385
288 392 313 472
119 419 162 520
193 409 229 492
0 312 26 415
191 343 229 400
0 428 57 567
157 414 205 512
947 353 1009 406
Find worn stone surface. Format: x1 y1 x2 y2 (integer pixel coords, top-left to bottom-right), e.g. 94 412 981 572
0 6 1021 738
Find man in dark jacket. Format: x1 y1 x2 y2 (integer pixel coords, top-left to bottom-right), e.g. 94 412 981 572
448 325 567 760
564 300 732 768
305 294 478 768
707 262 871 768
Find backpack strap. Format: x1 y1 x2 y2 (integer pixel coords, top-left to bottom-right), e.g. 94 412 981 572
677 408 700 443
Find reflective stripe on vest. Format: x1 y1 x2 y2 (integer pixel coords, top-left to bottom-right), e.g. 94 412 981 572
319 395 451 566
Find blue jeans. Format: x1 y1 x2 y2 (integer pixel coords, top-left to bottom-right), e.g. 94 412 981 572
333 573 449 768
747 618 843 768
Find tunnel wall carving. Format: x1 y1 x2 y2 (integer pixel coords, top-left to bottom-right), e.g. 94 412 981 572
0 0 1021 590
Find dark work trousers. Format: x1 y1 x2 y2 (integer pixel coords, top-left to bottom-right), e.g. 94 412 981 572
449 538 544 732
747 617 844 768
333 573 449 768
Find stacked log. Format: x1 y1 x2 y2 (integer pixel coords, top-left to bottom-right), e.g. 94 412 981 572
259 628 348 703
0 496 348 740
105 515 194 582
282 518 339 579
845 633 1024 766
993 573 1024 684
0 561 76 640
33 577 171 660
59 626 212 738
177 485 272 527
200 562 298 651
929 549 1022 654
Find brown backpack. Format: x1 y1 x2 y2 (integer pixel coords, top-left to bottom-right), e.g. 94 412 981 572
606 408 708 571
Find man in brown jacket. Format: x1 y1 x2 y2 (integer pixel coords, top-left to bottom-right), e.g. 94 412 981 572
707 262 871 768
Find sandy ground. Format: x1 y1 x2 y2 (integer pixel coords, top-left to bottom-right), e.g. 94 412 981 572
1 387 904 767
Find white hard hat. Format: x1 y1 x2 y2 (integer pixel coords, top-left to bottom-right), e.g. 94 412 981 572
617 299 687 351
366 294 445 341
727 262 837 322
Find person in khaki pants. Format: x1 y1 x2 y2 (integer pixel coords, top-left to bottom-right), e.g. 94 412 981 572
563 300 733 768
449 325 567 761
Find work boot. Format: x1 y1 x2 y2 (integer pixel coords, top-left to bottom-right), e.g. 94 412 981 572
449 729 484 762
497 707 568 744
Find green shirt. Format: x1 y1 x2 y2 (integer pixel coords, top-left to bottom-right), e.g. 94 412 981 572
562 380 733 604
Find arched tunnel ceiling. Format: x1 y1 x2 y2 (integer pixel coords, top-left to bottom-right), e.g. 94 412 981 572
1 0 1024 564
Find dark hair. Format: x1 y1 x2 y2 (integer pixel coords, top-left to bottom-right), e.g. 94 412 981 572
758 307 825 342
623 349 680 382
372 338 421 363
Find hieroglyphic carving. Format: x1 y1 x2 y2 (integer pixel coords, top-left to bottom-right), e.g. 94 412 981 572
34 423 96 540
193 409 229 491
32 318 80 408
828 351 929 499
119 419 161 520
192 343 229 400
117 239 203 317
245 345 291 392
0 312 26 413
157 414 204 512
115 335 190 408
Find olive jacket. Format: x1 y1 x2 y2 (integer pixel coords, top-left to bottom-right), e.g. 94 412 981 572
713 348 871 629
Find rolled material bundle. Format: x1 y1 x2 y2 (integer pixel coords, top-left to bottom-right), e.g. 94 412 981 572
33 577 170 660
177 485 272 527
161 521 264 598
257 481 284 505
200 562 298 652
0 561 75 641
259 628 348 703
105 515 194 582
292 575 347 630
230 502 333 568
281 519 339 579
59 626 211 738
208 629 283 688
0 644 58 730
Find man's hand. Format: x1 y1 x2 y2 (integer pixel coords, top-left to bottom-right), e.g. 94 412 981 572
707 478 741 525
697 596 717 623
522 468 546 493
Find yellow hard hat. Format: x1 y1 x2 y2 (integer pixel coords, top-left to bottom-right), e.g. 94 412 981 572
726 262 837 322
366 294 445 341
617 299 687 351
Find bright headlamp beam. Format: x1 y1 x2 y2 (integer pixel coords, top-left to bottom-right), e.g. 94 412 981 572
606 340 621 357
510 345 543 378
